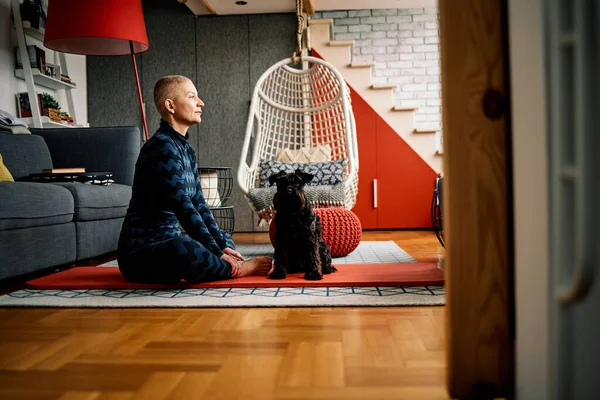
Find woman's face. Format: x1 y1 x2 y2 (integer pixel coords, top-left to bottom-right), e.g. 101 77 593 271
171 79 204 126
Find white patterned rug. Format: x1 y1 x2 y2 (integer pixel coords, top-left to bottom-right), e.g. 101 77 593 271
0 241 445 308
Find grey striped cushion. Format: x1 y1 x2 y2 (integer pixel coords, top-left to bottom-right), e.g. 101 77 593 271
247 183 346 214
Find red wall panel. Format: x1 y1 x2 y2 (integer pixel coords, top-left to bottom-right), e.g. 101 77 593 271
312 49 437 229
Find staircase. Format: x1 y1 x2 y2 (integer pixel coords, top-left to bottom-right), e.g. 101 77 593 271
308 18 443 173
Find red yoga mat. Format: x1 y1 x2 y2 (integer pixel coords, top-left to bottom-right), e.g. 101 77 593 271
26 263 444 290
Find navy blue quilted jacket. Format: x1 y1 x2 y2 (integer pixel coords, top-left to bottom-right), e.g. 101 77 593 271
119 120 234 257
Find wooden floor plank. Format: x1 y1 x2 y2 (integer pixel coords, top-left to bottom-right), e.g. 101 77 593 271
94 393 134 400
204 354 285 399
57 391 101 400
131 372 186 400
165 372 217 400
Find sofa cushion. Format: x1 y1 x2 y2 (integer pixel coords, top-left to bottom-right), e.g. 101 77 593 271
52 183 131 221
0 182 74 230
0 133 53 180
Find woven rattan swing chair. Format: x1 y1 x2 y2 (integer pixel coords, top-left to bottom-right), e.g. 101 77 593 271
237 3 358 223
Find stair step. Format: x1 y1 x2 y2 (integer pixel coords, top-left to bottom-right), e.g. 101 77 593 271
371 83 397 90
349 61 376 68
392 105 419 111
329 40 354 47
309 18 333 26
414 127 439 134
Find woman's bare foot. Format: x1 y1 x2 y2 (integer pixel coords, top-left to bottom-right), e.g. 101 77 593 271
236 256 272 277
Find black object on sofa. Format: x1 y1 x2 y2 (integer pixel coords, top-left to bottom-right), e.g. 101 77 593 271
0 126 140 281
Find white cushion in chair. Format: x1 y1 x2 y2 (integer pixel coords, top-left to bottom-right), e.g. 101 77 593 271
275 144 331 163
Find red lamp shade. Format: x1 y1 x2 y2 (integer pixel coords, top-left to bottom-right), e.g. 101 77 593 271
44 0 149 56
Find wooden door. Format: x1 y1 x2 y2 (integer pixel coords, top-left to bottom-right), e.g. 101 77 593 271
440 0 514 398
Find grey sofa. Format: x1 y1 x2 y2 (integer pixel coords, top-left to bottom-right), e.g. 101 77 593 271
0 126 140 281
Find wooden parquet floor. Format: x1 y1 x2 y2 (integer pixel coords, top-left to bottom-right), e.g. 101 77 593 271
0 230 447 400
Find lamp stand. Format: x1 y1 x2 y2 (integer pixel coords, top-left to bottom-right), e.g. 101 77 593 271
130 41 149 141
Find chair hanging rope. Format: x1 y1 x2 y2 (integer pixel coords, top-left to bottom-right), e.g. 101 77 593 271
291 0 305 64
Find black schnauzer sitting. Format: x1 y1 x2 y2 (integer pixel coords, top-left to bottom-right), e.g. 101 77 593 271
268 169 337 280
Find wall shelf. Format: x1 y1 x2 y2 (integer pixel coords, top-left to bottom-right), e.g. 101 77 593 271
12 23 45 41
14 68 76 90
11 0 78 128
19 116 79 129
23 25 44 41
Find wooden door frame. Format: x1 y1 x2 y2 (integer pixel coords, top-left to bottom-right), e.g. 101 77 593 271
439 0 514 398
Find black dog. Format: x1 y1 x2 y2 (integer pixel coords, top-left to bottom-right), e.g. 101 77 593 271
268 169 337 280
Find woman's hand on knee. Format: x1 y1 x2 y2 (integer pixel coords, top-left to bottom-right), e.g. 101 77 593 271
223 247 245 262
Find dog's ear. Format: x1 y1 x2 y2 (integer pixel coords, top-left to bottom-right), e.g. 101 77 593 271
269 171 287 186
296 169 314 185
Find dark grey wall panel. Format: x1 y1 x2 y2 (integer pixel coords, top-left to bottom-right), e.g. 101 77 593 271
87 55 141 128
141 0 197 139
249 14 298 90
195 15 252 232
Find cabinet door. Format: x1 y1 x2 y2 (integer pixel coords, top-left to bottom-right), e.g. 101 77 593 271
375 117 437 229
350 86 437 230
350 87 378 230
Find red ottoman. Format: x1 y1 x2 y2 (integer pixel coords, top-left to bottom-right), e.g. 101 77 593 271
269 208 362 257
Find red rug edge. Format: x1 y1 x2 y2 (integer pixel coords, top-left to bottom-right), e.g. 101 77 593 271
26 263 445 290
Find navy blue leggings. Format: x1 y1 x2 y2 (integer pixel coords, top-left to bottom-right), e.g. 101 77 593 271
118 236 233 284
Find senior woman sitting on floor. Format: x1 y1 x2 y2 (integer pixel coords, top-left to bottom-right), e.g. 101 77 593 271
117 75 272 284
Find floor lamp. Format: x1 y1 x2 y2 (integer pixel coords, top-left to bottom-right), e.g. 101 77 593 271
43 0 150 141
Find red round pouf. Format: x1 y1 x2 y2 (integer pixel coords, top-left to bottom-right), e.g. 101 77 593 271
269 208 362 257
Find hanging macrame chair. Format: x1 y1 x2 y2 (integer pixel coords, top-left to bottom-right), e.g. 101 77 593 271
237 56 359 222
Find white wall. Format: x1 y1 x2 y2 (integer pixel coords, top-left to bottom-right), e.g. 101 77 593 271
0 0 87 126
311 7 441 125
508 0 549 398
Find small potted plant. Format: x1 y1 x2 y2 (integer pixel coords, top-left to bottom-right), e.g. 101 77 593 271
40 93 61 122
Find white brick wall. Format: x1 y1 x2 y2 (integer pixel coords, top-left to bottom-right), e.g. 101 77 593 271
312 8 441 125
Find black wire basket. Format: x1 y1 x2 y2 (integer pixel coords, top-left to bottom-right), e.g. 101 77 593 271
198 167 234 206
211 206 235 234
198 167 235 234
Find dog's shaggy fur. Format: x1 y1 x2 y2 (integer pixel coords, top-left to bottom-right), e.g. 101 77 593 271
268 169 336 280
